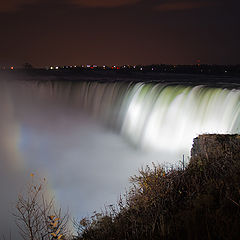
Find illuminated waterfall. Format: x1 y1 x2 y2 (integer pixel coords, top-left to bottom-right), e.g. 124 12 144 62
1 78 240 237
34 81 240 154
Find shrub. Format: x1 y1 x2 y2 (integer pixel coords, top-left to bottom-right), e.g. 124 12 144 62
13 174 70 240
75 135 240 240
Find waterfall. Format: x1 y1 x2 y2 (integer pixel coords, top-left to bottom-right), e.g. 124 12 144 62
1 78 240 237
33 80 240 154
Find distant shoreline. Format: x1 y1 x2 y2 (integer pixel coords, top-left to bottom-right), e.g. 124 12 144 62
1 64 240 75
1 66 240 89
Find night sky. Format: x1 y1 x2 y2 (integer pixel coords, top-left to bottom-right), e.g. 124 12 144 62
0 0 239 67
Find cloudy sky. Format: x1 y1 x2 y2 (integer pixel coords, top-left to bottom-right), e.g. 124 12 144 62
0 0 239 66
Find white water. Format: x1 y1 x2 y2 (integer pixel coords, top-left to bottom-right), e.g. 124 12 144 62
42 81 240 153
0 78 240 237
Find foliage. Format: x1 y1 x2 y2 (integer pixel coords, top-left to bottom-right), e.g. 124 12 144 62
13 174 70 240
74 135 240 240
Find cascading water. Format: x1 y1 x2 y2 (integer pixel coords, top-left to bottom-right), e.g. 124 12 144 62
1 78 240 237
34 80 240 154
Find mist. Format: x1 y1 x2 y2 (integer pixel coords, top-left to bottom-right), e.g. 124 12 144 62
1 76 239 237
0 78 171 237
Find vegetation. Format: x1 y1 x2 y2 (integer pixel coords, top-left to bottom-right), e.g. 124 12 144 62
14 175 70 240
74 134 240 240
10 134 240 240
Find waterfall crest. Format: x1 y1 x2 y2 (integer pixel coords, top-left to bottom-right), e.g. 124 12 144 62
34 81 240 153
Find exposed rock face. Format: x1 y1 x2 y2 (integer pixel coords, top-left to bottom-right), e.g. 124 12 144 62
191 134 240 160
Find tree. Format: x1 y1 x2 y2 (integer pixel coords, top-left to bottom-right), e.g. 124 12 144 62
13 174 70 240
23 63 33 70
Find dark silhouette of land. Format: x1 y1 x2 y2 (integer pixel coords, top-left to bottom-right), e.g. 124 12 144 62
1 64 240 89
